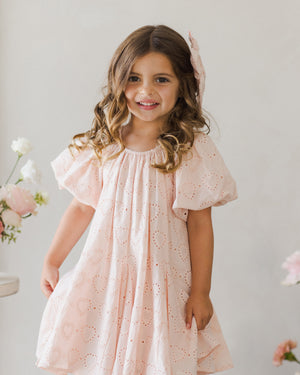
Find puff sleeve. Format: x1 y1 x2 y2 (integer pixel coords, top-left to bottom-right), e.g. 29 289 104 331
50 146 103 209
172 132 238 221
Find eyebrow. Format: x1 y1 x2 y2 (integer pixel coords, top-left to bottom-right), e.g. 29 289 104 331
130 72 175 78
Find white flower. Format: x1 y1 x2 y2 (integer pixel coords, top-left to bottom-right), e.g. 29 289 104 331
40 191 49 204
1 209 22 227
35 191 49 205
20 159 42 184
11 137 32 156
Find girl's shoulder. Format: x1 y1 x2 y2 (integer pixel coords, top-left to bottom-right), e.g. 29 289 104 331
180 131 221 165
172 131 238 218
193 130 218 148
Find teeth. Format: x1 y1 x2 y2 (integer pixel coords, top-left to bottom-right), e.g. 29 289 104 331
139 102 158 106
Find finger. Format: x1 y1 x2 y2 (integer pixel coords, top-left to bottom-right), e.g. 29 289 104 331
49 274 59 290
198 318 206 331
49 279 56 291
44 289 52 299
42 279 55 296
185 307 193 329
204 313 212 327
41 284 52 299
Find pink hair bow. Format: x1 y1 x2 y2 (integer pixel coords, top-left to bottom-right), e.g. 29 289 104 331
188 31 206 109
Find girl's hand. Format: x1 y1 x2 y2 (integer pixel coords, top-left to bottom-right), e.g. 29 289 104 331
40 261 59 299
185 293 213 331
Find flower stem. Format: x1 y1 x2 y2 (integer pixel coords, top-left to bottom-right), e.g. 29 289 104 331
284 351 300 364
5 154 22 185
21 213 32 219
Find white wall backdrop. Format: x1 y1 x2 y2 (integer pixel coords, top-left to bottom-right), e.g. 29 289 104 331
1 0 300 374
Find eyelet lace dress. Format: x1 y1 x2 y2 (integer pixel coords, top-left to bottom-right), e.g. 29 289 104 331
35 132 238 375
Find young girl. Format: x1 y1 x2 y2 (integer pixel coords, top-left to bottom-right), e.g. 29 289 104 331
35 24 238 375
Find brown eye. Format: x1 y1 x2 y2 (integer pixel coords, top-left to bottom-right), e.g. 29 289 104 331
128 76 139 82
157 77 169 83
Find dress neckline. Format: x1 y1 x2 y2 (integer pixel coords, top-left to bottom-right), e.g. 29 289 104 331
119 124 161 155
124 143 160 155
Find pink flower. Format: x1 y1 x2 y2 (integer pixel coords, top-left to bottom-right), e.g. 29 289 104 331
282 250 300 286
1 209 22 227
0 184 37 216
0 220 4 238
273 339 298 366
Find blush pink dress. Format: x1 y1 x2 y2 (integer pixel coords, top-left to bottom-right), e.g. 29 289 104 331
35 131 238 375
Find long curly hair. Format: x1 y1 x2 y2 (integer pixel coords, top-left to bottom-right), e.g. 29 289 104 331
68 24 212 173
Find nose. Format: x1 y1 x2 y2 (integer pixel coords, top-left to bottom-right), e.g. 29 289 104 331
139 80 154 96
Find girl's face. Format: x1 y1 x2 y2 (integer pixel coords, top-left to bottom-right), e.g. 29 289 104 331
124 52 180 128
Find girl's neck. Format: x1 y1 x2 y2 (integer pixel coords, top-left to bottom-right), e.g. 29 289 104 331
126 117 166 138
120 118 167 151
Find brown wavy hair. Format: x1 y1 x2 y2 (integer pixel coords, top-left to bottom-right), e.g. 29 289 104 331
68 24 212 173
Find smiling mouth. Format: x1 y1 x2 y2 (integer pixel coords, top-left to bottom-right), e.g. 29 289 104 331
137 102 159 106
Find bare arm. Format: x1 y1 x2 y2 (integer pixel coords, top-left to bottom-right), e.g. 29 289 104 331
44 197 95 268
185 206 214 330
187 206 214 296
40 197 95 298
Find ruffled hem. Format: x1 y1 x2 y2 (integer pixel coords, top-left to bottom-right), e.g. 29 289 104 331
195 310 234 373
35 359 69 375
36 265 233 374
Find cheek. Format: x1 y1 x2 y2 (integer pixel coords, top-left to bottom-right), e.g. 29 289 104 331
164 90 179 105
160 85 179 101
124 86 134 102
